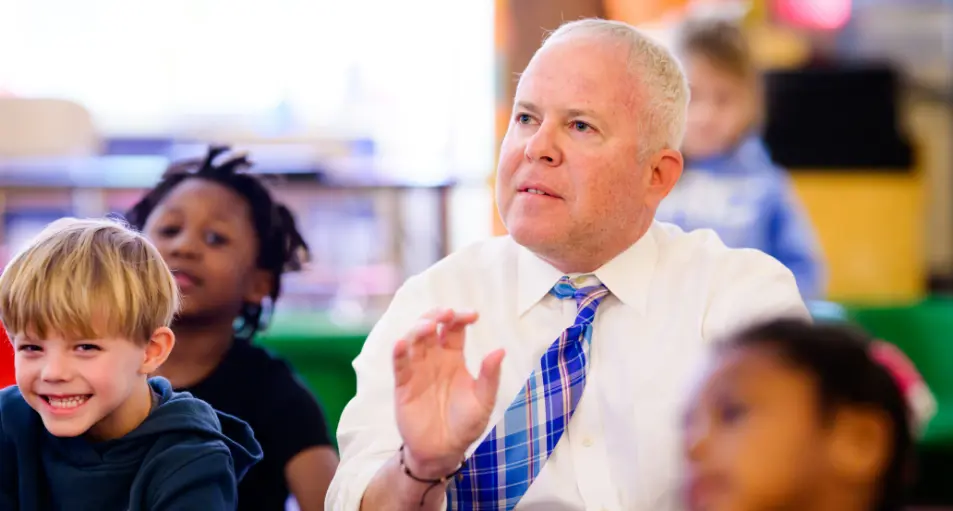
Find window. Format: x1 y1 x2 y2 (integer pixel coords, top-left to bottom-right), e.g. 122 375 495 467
0 0 496 249
0 0 494 179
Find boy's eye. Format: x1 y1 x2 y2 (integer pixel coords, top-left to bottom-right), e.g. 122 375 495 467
76 344 101 352
16 344 41 353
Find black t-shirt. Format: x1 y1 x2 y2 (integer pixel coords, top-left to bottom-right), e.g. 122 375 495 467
180 339 333 511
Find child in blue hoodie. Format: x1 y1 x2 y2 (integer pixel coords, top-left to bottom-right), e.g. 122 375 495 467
655 18 825 299
0 217 263 511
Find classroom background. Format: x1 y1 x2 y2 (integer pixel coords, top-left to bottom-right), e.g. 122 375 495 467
1 0 952 505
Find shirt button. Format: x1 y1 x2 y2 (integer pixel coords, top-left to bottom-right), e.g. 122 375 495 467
582 437 593 447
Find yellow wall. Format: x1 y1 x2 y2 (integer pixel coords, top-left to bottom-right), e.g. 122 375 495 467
792 172 926 303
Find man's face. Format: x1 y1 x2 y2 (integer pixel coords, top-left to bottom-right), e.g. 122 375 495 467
495 35 672 270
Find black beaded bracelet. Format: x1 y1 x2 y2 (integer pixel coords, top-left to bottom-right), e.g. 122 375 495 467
398 444 465 507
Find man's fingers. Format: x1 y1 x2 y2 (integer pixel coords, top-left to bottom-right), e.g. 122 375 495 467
446 309 479 329
406 319 440 361
421 307 456 322
408 319 439 344
393 339 412 387
474 348 505 409
422 308 478 328
436 310 479 349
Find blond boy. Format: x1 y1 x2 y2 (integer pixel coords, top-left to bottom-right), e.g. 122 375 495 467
0 218 261 511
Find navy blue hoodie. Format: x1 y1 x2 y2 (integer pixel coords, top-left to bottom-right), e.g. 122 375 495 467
0 377 262 511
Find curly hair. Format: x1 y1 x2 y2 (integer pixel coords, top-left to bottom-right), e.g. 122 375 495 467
125 146 309 340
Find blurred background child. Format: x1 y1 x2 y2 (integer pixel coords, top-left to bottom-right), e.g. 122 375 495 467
126 147 338 511
655 18 825 299
683 318 915 511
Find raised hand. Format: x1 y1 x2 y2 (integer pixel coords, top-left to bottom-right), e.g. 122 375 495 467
392 308 505 478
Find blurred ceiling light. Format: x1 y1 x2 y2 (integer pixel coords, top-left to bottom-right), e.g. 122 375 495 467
687 0 752 21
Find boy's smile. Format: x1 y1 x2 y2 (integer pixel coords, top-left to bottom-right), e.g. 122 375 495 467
13 335 165 440
39 393 93 415
30 390 98 435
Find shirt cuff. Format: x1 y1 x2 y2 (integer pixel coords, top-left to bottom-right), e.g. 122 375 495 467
327 456 389 511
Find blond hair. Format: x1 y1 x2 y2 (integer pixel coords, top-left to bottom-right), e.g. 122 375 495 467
678 18 756 80
0 217 179 342
543 18 690 156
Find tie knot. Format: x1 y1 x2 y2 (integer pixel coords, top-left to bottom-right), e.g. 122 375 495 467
550 275 608 304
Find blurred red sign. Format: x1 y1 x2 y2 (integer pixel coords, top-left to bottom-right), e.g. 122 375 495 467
774 0 852 30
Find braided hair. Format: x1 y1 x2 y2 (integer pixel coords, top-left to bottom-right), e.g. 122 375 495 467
126 146 309 340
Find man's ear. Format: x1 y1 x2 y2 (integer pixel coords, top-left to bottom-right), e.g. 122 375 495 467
243 269 273 305
141 327 175 375
646 148 684 207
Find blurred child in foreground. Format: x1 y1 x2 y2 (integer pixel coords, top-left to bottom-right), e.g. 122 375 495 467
684 318 927 511
0 217 262 510
655 18 824 298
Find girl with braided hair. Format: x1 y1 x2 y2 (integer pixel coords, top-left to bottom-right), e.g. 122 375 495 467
126 146 338 511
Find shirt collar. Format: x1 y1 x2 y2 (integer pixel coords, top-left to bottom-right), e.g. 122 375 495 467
516 223 659 316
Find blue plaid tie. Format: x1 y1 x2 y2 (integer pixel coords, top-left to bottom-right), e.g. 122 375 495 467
446 275 610 510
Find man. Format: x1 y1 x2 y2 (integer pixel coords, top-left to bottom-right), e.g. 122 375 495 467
327 18 808 511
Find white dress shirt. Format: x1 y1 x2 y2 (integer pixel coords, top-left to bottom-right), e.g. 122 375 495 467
327 222 809 511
